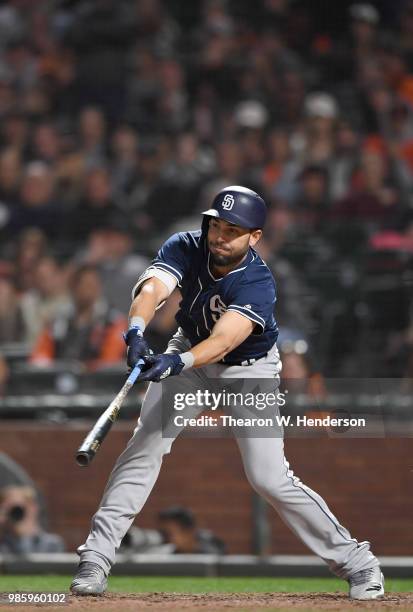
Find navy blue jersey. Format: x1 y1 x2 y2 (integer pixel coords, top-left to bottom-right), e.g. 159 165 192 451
146 231 278 362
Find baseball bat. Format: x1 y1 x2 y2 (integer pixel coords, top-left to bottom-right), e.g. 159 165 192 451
76 360 144 467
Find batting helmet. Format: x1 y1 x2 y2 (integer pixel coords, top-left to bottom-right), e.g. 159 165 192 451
201 186 267 231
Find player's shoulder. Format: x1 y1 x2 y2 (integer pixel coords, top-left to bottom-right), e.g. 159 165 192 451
241 250 275 284
163 230 203 251
222 249 275 298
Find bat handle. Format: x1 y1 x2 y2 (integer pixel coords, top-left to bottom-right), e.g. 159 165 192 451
127 359 145 385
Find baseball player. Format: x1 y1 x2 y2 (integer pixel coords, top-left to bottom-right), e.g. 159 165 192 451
71 186 384 600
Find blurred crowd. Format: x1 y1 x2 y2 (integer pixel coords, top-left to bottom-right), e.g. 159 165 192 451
1 0 413 391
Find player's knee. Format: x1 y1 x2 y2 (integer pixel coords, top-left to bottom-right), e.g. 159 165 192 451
128 428 172 455
114 433 172 471
246 469 289 501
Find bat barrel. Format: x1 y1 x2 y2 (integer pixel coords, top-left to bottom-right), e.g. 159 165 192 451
74 361 143 467
75 412 115 466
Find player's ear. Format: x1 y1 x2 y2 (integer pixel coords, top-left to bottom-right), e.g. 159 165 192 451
249 229 262 247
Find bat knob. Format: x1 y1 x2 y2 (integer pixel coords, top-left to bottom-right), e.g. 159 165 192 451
76 451 93 467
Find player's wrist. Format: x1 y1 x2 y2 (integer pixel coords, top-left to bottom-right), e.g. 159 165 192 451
179 351 194 370
128 316 146 332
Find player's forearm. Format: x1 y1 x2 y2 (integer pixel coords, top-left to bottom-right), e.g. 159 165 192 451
181 313 254 369
128 281 166 328
185 334 235 368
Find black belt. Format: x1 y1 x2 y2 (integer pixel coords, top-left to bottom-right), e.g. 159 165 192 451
219 352 268 366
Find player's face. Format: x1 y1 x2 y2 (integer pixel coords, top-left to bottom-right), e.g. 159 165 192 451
207 218 262 268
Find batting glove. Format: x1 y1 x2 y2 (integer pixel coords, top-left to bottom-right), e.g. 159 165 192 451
138 354 185 382
123 326 152 369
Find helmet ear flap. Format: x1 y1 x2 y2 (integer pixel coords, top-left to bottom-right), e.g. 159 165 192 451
201 215 210 235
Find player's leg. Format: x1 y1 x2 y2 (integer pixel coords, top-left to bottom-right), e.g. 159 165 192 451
236 433 379 578
219 348 383 598
73 332 204 585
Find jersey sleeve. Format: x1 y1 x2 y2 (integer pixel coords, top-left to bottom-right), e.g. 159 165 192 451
226 269 276 335
131 232 190 300
131 268 178 301
151 232 189 285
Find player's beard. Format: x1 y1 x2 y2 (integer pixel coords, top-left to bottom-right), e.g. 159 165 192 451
209 244 247 268
210 251 239 267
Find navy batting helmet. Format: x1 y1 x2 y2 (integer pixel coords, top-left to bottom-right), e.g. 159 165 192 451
201 186 267 230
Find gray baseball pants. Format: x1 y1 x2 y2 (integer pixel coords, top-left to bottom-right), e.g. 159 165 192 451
78 330 379 578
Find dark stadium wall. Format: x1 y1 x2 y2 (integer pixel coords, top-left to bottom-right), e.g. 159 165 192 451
0 422 411 556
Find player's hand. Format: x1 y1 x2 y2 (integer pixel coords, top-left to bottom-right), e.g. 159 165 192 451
138 354 185 382
123 326 151 369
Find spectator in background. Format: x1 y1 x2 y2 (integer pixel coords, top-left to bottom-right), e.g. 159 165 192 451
0 74 17 119
292 165 331 234
348 3 379 75
0 111 29 155
158 506 226 555
55 108 108 207
279 336 326 399
125 138 171 238
80 215 149 314
334 140 402 233
258 235 317 335
20 256 70 347
317 3 379 85
31 121 63 166
199 140 245 215
379 40 413 107
11 228 49 293
4 39 38 96
110 124 139 201
329 120 360 201
79 216 178 351
7 162 61 243
370 209 413 253
68 166 120 244
160 132 213 224
269 164 335 288
377 99 413 202
20 83 52 122
213 139 244 186
0 354 8 396
0 147 22 205
234 101 269 172
399 0 413 69
120 506 226 556
278 69 306 128
0 485 65 554
0 4 24 51
65 0 135 120
125 46 161 132
31 265 126 370
77 106 108 169
0 276 27 344
157 59 189 133
300 92 339 165
133 0 180 54
262 126 300 205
